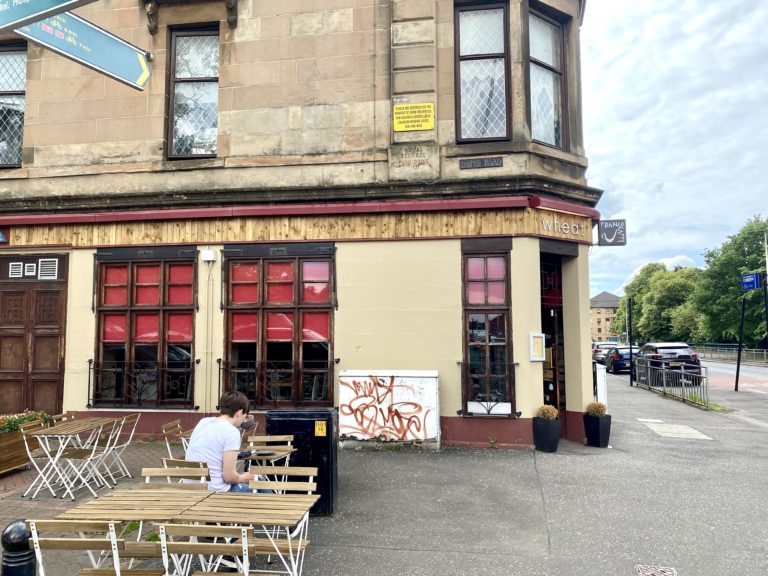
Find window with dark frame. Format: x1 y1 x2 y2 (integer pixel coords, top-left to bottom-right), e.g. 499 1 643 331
0 44 26 167
225 257 334 407
529 9 566 148
95 260 196 408
168 27 219 158
463 254 514 413
455 2 510 142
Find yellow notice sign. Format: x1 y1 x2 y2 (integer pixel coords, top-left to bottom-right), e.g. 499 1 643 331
315 420 327 437
393 103 435 132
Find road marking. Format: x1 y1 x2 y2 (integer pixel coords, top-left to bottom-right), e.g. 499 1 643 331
637 418 664 423
727 413 768 429
642 422 712 440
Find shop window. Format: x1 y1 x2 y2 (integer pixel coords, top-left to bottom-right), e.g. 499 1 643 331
94 260 195 408
0 44 26 167
529 8 566 147
168 27 219 158
462 253 514 415
224 256 333 407
455 3 509 142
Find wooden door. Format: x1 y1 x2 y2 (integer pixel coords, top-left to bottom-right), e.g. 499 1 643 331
0 255 67 415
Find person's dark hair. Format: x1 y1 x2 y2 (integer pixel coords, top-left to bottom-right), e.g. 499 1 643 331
218 391 249 417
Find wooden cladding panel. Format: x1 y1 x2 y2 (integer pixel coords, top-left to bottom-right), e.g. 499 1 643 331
8 208 590 248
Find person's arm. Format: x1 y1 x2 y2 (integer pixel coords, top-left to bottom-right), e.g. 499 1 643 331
221 449 252 485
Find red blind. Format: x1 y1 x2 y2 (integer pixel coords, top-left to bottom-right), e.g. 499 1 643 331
134 314 159 341
231 313 258 341
167 313 193 342
302 312 329 340
267 312 293 341
103 314 127 342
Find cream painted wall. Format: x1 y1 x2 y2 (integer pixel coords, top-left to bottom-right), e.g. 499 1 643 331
561 243 592 411
195 246 226 413
334 240 463 417
509 237 543 417
62 249 95 410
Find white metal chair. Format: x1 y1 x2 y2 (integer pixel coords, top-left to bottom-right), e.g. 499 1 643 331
107 413 141 479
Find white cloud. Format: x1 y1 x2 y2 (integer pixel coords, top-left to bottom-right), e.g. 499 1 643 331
583 1 768 297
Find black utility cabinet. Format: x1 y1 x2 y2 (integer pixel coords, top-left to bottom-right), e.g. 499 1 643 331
266 408 338 515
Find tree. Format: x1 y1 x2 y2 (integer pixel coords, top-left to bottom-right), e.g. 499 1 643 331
692 215 768 348
614 263 665 342
637 267 702 342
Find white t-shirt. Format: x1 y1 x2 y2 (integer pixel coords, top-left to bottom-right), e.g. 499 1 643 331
185 417 241 492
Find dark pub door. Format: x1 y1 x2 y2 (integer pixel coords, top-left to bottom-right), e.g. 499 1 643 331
0 254 68 415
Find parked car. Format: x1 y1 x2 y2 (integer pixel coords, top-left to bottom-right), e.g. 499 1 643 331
635 342 702 386
591 342 617 364
605 346 640 374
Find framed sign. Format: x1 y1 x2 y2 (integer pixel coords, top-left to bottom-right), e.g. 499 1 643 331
530 333 546 362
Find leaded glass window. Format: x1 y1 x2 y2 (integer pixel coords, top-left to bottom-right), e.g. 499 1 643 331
456 4 509 141
529 12 564 147
0 47 26 167
169 29 219 158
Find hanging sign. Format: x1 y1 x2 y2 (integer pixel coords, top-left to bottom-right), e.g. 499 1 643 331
598 220 627 246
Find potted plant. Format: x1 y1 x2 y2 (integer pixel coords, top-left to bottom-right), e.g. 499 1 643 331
532 404 561 453
583 401 611 448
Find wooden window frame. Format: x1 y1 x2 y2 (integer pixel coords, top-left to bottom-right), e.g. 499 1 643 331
224 255 334 408
94 259 196 408
461 252 514 414
528 5 568 149
167 26 219 160
454 1 511 144
0 43 27 168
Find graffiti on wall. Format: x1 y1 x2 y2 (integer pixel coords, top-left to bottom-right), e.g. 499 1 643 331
338 371 439 441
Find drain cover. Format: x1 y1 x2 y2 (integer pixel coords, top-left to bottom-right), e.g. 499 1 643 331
636 565 678 576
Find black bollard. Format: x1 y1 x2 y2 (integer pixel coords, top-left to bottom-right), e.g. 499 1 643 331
1 520 35 576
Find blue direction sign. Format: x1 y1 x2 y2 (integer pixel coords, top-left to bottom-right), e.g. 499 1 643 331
742 272 761 291
0 0 94 34
15 12 150 91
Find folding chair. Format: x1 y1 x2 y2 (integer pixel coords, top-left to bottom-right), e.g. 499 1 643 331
27 518 163 576
20 418 57 499
158 523 251 576
60 419 122 499
107 413 141 480
141 467 210 485
161 420 194 459
248 466 318 495
247 435 294 467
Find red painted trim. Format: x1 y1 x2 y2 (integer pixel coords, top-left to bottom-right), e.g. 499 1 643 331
0 195 599 227
528 196 601 219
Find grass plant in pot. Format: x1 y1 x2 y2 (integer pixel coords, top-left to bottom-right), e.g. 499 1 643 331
532 404 561 453
583 401 611 448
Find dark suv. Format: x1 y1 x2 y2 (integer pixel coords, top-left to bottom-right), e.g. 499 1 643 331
636 342 701 386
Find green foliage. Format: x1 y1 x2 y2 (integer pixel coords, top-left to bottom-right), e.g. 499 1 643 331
585 401 607 417
535 405 559 420
613 216 767 347
692 215 768 348
0 410 49 435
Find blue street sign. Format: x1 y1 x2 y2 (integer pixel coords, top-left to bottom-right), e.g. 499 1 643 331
741 272 761 291
0 0 94 34
15 12 150 91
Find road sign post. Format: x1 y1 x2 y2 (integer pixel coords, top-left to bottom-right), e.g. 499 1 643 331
15 11 151 90
0 0 95 34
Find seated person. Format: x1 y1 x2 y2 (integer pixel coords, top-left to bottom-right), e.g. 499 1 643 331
185 391 254 492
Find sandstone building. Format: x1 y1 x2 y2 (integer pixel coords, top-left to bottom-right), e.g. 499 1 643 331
0 0 601 447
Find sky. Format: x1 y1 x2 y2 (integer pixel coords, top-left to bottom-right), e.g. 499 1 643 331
581 0 768 297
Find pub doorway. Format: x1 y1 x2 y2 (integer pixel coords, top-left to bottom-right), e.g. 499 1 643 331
0 255 68 415
540 254 565 431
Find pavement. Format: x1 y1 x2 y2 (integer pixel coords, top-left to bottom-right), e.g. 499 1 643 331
2 366 768 576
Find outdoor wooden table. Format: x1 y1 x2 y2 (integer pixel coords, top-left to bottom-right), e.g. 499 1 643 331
245 446 296 467
25 417 118 501
176 492 319 576
55 488 210 521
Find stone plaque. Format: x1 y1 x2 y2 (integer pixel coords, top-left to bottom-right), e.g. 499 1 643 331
459 157 503 170
389 142 440 180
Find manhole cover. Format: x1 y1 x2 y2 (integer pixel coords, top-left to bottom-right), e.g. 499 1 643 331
636 565 678 576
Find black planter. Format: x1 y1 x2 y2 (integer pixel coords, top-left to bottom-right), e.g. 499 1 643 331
583 414 611 448
532 417 561 452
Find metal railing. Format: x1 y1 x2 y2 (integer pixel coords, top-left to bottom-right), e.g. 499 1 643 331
88 360 194 409
692 346 768 365
458 362 516 416
633 357 709 409
218 360 332 406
